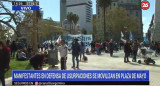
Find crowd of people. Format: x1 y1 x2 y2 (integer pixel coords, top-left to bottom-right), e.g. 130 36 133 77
0 38 160 86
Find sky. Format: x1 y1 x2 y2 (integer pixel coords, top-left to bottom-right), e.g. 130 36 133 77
2 0 155 33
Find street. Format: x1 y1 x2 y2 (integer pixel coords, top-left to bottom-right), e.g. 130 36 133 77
5 50 160 86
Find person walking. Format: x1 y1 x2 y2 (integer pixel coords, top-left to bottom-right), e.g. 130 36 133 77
95 42 101 55
80 41 85 61
71 39 80 69
90 41 95 53
10 41 17 58
58 40 68 70
132 39 139 62
0 41 10 86
124 40 131 63
109 39 114 57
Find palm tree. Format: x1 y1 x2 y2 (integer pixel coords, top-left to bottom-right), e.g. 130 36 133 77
72 14 79 34
97 0 111 39
66 12 74 34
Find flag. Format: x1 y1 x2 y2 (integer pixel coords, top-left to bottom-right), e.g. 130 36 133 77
56 35 61 44
121 31 124 38
129 31 133 41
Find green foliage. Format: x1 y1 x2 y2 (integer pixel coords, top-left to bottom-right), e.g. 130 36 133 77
66 12 79 34
106 7 139 34
72 14 79 25
38 18 64 41
97 0 111 8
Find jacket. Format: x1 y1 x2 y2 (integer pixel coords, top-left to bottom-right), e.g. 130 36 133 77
72 42 80 55
124 43 132 53
0 47 10 70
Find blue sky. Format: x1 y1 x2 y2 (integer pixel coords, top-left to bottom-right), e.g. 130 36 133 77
2 0 155 33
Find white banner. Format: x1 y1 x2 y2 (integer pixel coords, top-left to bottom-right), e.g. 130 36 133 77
59 34 92 49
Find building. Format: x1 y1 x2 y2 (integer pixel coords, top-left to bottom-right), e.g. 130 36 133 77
96 0 143 41
60 0 93 34
60 0 67 26
153 0 160 41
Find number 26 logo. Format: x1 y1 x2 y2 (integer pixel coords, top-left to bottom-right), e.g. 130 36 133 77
141 1 150 10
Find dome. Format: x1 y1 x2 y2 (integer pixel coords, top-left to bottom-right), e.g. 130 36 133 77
63 19 70 25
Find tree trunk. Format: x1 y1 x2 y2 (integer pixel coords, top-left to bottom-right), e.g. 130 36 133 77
104 7 106 40
70 23 71 34
32 0 38 55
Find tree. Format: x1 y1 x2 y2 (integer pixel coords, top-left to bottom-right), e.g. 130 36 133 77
38 18 64 42
81 28 87 34
66 12 73 34
0 1 31 37
97 0 111 39
106 7 139 40
72 14 79 34
92 15 97 40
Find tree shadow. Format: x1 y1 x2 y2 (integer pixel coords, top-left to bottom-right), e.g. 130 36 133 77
141 63 160 67
129 62 141 66
112 56 119 58
47 65 59 70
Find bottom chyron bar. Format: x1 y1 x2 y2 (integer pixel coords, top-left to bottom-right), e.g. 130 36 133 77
12 81 149 85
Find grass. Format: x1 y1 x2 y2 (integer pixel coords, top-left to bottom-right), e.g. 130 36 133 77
5 54 49 78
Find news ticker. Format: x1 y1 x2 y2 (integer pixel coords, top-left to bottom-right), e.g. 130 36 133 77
12 70 149 85
12 1 39 11
12 81 149 85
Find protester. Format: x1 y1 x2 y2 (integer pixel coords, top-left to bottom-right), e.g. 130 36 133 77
10 41 17 58
109 39 114 57
50 43 54 50
105 40 109 53
124 40 131 63
155 42 158 57
90 41 95 53
27 44 32 59
95 42 101 55
17 50 27 61
132 39 139 62
30 52 44 70
119 41 123 50
0 41 10 86
71 39 80 69
58 40 68 70
80 41 85 61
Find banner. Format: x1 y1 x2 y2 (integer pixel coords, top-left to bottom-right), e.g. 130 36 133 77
55 34 92 49
12 70 149 85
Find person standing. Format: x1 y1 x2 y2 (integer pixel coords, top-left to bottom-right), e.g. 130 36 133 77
109 39 114 57
58 40 68 70
95 42 101 55
0 41 10 86
10 41 17 58
90 41 95 53
124 40 131 63
132 39 139 62
71 39 80 69
80 41 85 61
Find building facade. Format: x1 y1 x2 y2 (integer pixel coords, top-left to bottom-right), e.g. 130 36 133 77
60 0 67 26
60 0 93 34
153 0 160 41
96 0 143 41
